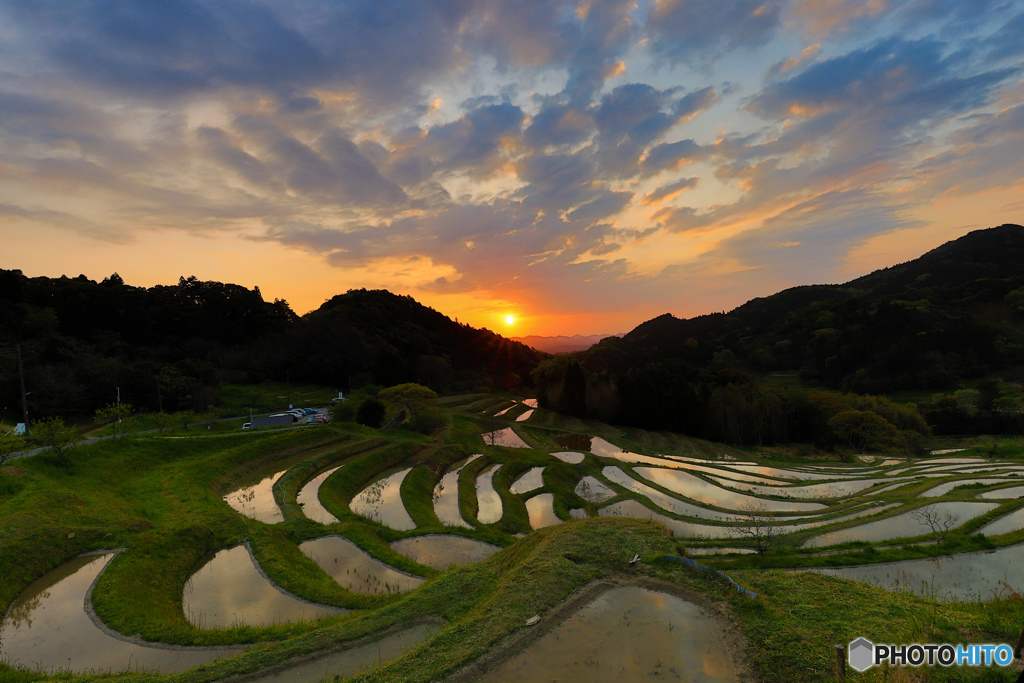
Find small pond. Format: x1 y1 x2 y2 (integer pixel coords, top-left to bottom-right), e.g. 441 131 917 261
634 467 827 512
349 468 417 531
388 535 502 570
249 624 440 683
474 464 504 524
299 536 423 595
526 493 562 529
575 475 616 503
509 466 545 494
184 545 343 628
1 553 242 673
479 586 738 682
803 502 999 548
482 427 530 448
809 543 1024 601
296 465 343 525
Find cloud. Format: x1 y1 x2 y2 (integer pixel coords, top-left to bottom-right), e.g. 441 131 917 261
641 177 699 205
646 0 782 65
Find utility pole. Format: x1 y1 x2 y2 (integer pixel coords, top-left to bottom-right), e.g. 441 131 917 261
16 344 28 435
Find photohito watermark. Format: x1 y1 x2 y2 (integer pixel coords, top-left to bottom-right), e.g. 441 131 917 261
848 637 1014 671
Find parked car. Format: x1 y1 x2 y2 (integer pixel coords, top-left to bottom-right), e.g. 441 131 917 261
303 408 317 415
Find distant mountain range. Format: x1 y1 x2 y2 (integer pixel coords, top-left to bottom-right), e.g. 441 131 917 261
511 333 624 354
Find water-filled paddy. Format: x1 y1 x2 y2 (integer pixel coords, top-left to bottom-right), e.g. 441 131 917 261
810 543 1024 601
804 502 999 548
432 454 482 528
921 478 1004 497
980 486 1024 499
526 493 562 529
349 468 417 531
479 586 738 682
475 464 504 524
248 624 440 683
184 545 343 628
552 451 585 464
603 467 736 521
575 475 616 503
389 535 502 570
482 427 530 448
1 553 241 673
223 468 288 524
296 465 343 524
509 466 545 494
634 467 827 512
978 508 1024 536
299 536 423 595
710 476 899 499
514 409 534 422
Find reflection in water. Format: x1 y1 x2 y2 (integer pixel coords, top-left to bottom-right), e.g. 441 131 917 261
223 468 288 524
589 438 782 484
810 543 1024 601
493 406 513 417
432 455 482 529
183 545 342 628
575 475 616 503
514 409 534 422
389 535 501 570
708 475 902 499
686 547 757 556
526 493 561 529
980 485 1024 500
475 464 504 524
804 502 999 548
299 536 423 595
921 478 1005 497
509 467 545 494
979 507 1024 536
0 553 241 673
600 499 902 539
603 467 736 521
552 451 585 464
350 468 417 531
522 399 538 408
481 428 530 448
634 467 826 512
248 624 441 683
296 466 343 524
480 586 738 682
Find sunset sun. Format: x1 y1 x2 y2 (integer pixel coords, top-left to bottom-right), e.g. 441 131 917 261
505 314 515 326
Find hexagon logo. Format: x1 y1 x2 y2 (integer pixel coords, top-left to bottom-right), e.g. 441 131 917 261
848 637 875 672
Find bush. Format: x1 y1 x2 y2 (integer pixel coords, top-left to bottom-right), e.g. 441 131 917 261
405 408 447 435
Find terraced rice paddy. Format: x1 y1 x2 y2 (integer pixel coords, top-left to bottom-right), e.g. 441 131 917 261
299 536 423 595
388 535 501 569
183 545 343 627
349 468 417 531
1 553 243 673
479 586 738 682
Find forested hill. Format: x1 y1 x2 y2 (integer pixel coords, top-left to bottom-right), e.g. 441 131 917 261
0 274 542 419
582 224 1024 394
